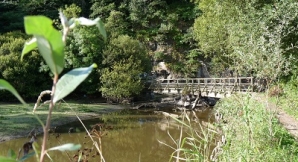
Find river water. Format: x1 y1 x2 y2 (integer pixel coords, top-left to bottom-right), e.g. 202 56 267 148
0 108 214 162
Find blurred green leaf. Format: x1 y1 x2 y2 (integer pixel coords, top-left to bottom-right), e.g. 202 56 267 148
21 38 37 61
77 17 99 26
53 64 97 103
35 36 57 74
48 143 81 151
23 16 64 75
19 152 35 162
0 79 26 105
96 19 107 41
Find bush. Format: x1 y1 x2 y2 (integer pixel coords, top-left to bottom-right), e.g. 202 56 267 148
0 32 51 101
100 35 151 101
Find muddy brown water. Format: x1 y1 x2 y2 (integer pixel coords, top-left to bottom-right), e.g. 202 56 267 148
0 108 214 162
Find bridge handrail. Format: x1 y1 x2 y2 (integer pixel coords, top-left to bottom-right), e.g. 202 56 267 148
149 77 255 97
156 77 254 85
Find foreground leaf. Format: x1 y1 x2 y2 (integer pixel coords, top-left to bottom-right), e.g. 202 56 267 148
48 143 81 151
19 152 35 162
21 38 37 61
0 79 26 104
23 16 64 75
35 36 57 73
53 64 97 103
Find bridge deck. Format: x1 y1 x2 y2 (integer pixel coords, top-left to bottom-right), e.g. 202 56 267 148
149 77 254 98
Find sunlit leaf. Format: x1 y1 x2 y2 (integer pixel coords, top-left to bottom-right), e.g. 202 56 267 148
0 79 26 105
23 16 64 75
7 149 16 159
0 156 16 162
53 64 97 103
19 152 35 162
35 36 57 74
96 19 107 41
77 17 99 26
21 38 37 61
76 17 106 41
48 143 81 151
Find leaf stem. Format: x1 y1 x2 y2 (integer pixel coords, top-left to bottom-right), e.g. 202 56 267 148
40 74 58 162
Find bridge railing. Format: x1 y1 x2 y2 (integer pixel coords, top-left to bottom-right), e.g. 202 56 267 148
150 77 255 94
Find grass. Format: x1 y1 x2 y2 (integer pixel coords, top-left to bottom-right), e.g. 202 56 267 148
214 94 298 161
160 110 217 162
0 101 124 139
270 84 298 120
168 93 298 161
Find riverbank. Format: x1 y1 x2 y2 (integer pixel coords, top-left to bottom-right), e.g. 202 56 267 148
0 102 126 143
212 93 298 161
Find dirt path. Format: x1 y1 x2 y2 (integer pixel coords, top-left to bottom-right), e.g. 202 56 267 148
252 93 298 139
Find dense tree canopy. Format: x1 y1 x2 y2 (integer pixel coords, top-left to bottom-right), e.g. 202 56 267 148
193 0 298 82
1 0 298 101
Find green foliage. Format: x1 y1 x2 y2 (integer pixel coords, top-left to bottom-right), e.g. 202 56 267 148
0 79 26 104
53 64 97 103
61 3 82 18
90 0 200 77
0 3 26 33
193 0 238 74
100 35 151 100
22 13 105 100
166 113 215 161
193 0 298 79
22 15 65 75
90 0 116 20
215 94 298 161
102 35 151 70
0 32 50 100
100 58 144 101
228 1 298 81
19 12 106 162
274 83 298 120
65 25 105 94
128 0 167 28
105 10 128 37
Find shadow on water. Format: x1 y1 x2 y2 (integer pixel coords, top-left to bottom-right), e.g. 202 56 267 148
0 107 215 162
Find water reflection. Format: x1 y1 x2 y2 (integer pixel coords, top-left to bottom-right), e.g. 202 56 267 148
0 108 214 162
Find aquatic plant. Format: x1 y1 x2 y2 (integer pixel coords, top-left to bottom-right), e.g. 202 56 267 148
159 110 218 162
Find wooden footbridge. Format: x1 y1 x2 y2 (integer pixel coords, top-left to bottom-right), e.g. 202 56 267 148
149 77 255 98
